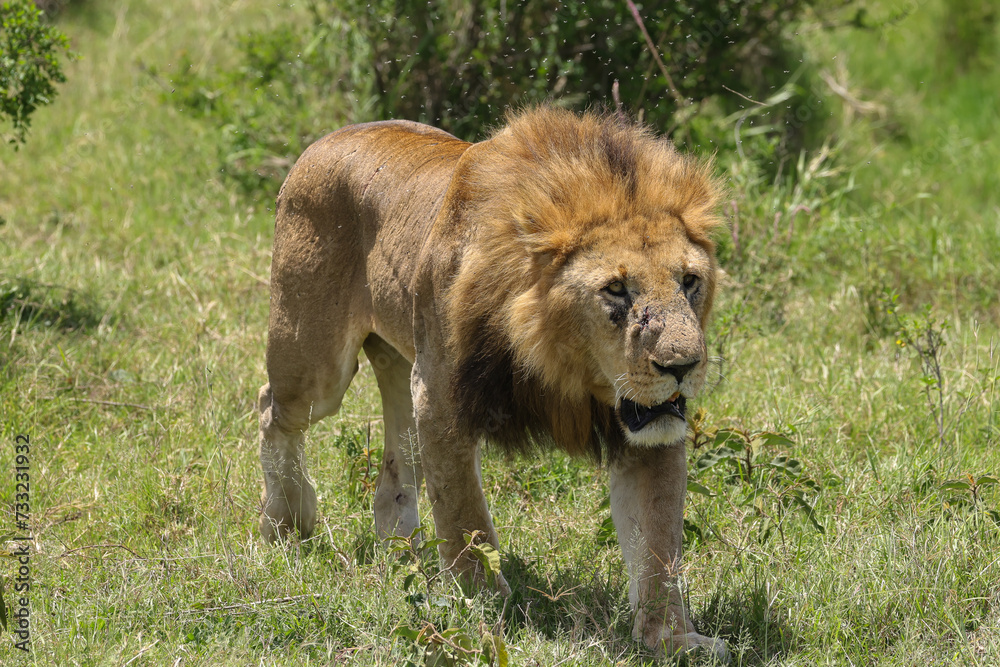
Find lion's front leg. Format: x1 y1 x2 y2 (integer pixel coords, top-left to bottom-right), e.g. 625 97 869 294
610 445 729 662
410 356 511 596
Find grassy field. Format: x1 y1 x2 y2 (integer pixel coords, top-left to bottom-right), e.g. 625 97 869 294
1 0 998 664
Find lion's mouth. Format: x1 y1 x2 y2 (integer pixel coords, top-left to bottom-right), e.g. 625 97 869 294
618 393 686 433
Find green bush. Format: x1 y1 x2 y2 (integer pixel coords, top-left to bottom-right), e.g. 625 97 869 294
171 0 830 194
0 0 73 145
330 0 817 135
940 0 997 71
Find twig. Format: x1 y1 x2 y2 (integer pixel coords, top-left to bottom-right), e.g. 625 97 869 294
127 553 225 563
611 79 627 123
819 69 886 118
168 594 323 616
625 0 683 107
122 640 159 667
527 584 581 602
721 84 768 107
42 397 155 411
58 543 145 559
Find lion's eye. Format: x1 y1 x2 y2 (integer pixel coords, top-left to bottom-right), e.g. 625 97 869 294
605 280 628 297
682 274 699 291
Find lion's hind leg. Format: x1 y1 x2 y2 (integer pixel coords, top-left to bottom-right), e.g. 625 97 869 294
258 382 319 542
363 334 423 543
258 331 364 543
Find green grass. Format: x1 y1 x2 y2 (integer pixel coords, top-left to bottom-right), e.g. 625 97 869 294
1 0 999 664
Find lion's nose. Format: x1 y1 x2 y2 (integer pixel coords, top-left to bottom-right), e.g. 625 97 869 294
652 359 700 382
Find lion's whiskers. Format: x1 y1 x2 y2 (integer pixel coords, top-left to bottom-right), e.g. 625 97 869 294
614 373 631 405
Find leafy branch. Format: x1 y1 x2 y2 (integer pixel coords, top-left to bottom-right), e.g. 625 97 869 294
940 473 1000 527
388 528 508 666
688 423 825 544
1 0 75 145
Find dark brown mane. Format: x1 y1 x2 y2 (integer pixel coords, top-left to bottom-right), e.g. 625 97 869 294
450 317 628 463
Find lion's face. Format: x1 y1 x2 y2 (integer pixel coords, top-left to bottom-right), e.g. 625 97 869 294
510 215 716 447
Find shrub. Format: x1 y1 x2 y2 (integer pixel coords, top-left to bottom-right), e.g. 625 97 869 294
170 0 830 194
330 0 817 136
0 0 73 145
939 0 997 72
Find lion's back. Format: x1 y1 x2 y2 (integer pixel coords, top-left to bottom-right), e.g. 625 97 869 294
276 120 469 243
269 120 472 359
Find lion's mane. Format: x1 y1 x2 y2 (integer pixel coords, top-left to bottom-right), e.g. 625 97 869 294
443 108 722 461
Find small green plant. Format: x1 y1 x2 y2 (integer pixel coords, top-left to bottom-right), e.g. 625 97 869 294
886 294 950 450
337 422 381 504
940 473 1000 525
885 294 1000 458
596 410 825 547
394 623 509 667
388 529 508 666
688 423 825 543
388 530 503 607
1 0 74 145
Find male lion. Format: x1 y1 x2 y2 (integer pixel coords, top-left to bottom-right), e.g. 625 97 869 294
257 107 728 660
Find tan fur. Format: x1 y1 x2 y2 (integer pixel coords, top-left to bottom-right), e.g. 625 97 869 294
257 107 728 661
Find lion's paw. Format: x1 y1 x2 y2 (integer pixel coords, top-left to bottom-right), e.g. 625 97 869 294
665 632 729 664
636 619 729 665
259 484 317 543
